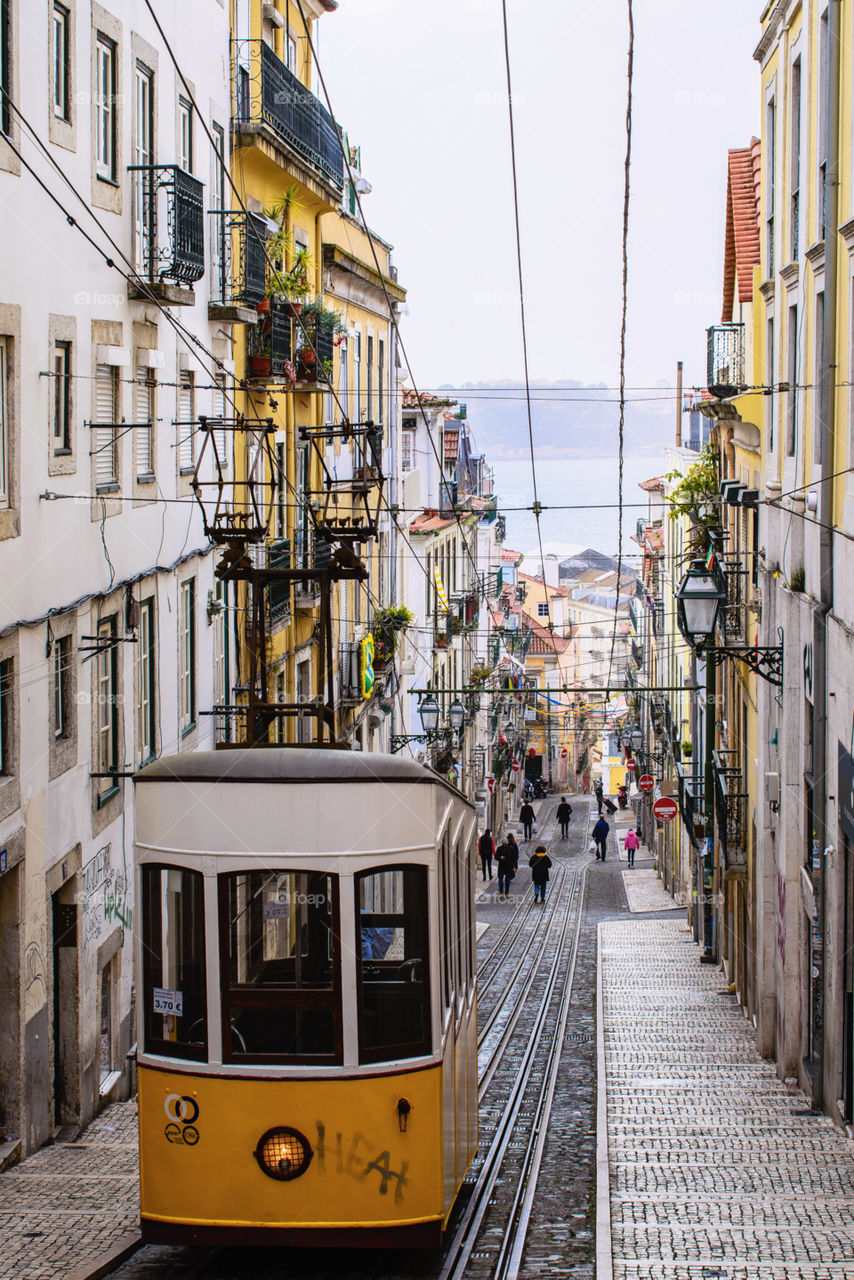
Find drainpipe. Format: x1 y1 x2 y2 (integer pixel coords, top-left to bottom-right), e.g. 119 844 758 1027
812 0 841 1111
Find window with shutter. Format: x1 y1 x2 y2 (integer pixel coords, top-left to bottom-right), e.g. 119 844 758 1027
0 337 8 507
178 370 195 472
214 373 228 467
94 363 118 489
135 362 154 477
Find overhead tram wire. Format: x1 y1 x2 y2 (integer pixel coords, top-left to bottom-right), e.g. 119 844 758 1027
605 0 634 699
498 0 556 652
142 0 486 676
291 0 489 607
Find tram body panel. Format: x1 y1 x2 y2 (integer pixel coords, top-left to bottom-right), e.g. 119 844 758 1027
139 1064 443 1232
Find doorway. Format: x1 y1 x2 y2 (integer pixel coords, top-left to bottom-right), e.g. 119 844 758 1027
51 884 79 1128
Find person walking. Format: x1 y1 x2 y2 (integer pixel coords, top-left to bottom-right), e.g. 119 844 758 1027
594 779 604 815
478 829 495 880
556 796 573 840
496 833 519 900
624 827 639 867
617 783 628 810
519 800 535 842
592 815 610 860
529 845 553 903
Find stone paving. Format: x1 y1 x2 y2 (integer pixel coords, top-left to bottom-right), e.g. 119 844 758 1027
621 868 683 913
599 917 854 1279
0 1099 139 1279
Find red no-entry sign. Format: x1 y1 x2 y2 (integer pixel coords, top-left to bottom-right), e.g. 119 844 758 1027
625 758 636 771
653 796 678 824
638 774 655 794
560 747 568 759
511 759 521 772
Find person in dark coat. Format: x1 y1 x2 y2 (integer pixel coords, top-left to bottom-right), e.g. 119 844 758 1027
495 833 519 899
594 779 604 815
519 801 535 842
592 815 610 860
556 797 573 839
529 845 553 903
478 829 495 880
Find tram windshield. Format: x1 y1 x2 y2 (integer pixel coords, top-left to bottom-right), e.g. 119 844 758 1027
221 870 341 1062
356 866 430 1063
142 866 208 1061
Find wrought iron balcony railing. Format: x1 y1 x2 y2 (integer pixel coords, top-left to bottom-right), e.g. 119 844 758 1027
209 210 267 306
129 165 205 286
676 763 704 849
713 749 748 868
706 323 745 399
233 40 344 192
293 314 336 382
248 298 293 379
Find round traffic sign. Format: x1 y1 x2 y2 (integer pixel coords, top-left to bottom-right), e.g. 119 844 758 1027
653 796 678 824
560 748 568 759
625 758 636 771
511 759 520 772
487 776 495 794
638 774 655 794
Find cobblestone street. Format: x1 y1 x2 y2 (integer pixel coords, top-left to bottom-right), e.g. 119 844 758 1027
599 917 854 1279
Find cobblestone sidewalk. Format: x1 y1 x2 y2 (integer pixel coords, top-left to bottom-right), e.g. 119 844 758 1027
621 869 683 913
0 1100 139 1279
599 918 854 1279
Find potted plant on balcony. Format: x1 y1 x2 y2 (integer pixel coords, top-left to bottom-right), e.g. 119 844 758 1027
373 605 414 672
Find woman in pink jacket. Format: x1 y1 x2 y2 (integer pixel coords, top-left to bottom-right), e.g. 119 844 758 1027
624 828 640 867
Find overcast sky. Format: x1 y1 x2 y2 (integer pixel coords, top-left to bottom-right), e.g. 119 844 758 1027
318 0 761 395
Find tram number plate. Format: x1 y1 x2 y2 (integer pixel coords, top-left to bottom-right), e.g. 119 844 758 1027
153 987 183 1016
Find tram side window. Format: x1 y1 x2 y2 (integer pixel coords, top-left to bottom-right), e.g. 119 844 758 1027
142 866 207 1061
356 866 430 1063
440 836 453 1014
221 870 341 1062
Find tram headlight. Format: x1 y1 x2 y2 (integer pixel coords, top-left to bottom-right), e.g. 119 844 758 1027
253 1126 313 1181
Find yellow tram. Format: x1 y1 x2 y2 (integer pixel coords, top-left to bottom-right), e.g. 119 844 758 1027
134 748 478 1247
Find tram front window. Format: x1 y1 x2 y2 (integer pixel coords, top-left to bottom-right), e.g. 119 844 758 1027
221 871 341 1062
356 866 430 1063
142 866 207 1061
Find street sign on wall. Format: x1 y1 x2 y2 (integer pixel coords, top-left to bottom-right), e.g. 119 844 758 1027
653 796 678 824
511 759 521 773
638 774 655 794
560 747 568 759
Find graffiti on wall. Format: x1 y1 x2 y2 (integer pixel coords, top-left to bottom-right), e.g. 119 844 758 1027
81 842 133 946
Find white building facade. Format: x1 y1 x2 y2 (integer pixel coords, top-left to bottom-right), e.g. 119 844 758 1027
0 0 231 1157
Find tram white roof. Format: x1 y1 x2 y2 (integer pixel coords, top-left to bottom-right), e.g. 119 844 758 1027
136 747 452 790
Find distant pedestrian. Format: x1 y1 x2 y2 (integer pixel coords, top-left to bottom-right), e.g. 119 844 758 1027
556 797 573 839
479 829 495 880
594 780 604 815
496 833 519 899
624 828 639 867
519 801 535 842
592 815 610 861
617 783 628 810
529 845 553 903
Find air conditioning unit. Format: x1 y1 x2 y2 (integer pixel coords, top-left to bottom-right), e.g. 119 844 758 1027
765 771 780 807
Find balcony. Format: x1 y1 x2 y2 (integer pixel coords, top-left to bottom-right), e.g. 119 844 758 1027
209 210 268 322
267 538 291 626
247 298 292 380
294 314 336 384
676 763 704 849
233 41 344 196
713 749 748 869
129 165 205 304
706 323 745 399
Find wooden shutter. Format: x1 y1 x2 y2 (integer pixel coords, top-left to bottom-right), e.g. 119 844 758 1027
178 370 194 471
214 374 228 467
135 363 153 477
94 363 117 487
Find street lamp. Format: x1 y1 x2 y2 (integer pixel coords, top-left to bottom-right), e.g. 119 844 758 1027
630 726 643 754
674 559 725 649
448 698 466 732
419 693 441 734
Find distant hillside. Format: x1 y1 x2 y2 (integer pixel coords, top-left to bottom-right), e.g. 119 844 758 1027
435 380 677 460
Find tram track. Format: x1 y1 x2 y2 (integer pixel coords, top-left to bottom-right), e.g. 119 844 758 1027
440 850 589 1280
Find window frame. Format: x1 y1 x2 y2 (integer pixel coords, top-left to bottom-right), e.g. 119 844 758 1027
53 339 71 454
178 577 196 735
52 2 70 122
178 95 193 174
136 597 156 765
0 335 9 507
355 864 432 1064
95 33 116 182
0 656 13 775
218 868 343 1065
95 616 118 800
53 634 71 740
0 0 11 138
141 863 209 1063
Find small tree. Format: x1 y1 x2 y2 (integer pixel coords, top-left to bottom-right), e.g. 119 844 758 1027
665 445 720 557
